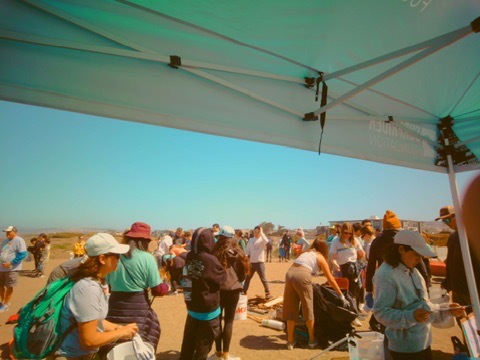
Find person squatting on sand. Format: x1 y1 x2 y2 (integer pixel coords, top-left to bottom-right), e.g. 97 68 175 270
105 222 162 350
49 233 138 359
179 227 227 360
283 238 346 350
210 226 249 360
373 230 465 360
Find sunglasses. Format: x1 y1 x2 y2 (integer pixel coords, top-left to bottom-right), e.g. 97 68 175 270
105 253 120 259
343 231 352 235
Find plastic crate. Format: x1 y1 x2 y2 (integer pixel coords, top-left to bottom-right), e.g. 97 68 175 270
348 331 384 360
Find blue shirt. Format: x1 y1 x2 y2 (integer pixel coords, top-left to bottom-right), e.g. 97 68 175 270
373 262 434 353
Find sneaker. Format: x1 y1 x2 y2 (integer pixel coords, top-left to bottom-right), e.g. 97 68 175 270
286 340 297 350
352 318 362 327
208 354 222 360
308 338 319 348
0 303 9 313
265 294 273 300
226 355 241 360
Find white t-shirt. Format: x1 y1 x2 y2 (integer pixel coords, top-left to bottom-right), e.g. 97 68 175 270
157 235 173 258
329 237 363 265
0 236 27 271
245 235 268 263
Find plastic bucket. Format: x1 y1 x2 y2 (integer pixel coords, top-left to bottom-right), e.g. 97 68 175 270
235 294 248 320
106 341 155 360
348 331 384 360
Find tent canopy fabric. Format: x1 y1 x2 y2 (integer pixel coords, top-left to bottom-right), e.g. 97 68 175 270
1 0 479 173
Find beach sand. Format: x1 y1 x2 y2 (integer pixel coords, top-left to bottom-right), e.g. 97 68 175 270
0 256 463 359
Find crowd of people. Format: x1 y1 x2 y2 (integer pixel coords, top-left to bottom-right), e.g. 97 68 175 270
0 199 479 359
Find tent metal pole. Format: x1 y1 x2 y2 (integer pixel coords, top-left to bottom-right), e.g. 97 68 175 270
446 151 480 333
182 68 304 118
312 34 467 117
324 26 471 81
0 30 303 85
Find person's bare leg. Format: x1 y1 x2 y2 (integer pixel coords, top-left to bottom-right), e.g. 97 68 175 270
306 320 315 341
4 287 13 304
287 320 296 343
0 285 5 303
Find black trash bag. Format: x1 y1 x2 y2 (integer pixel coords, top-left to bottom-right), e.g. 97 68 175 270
310 283 357 345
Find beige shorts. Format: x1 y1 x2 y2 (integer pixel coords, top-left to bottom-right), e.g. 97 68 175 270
282 265 314 321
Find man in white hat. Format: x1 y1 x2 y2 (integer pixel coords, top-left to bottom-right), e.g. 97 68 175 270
0 226 27 312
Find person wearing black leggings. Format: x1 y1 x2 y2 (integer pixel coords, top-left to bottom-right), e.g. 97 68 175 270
211 226 250 360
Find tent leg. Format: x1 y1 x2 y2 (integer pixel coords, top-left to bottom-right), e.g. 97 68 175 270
446 154 480 334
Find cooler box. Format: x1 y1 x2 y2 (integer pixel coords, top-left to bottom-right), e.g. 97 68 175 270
430 259 446 277
348 331 384 360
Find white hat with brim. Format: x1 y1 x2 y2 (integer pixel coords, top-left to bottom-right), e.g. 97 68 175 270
218 225 235 238
85 233 130 257
394 230 437 258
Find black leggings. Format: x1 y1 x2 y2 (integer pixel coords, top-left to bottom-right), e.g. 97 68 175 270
390 346 432 360
215 290 240 354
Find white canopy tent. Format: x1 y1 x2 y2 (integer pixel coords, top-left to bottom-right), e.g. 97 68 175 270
1 0 479 332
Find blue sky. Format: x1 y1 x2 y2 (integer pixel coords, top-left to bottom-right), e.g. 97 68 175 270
0 100 478 232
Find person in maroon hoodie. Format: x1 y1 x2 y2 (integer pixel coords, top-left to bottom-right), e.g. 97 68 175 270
179 227 227 360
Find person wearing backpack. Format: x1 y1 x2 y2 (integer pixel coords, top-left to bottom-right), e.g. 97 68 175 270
52 233 138 359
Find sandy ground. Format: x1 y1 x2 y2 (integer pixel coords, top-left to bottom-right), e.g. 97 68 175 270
0 254 464 360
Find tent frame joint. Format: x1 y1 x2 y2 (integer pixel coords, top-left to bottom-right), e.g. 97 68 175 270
303 112 319 121
168 55 182 69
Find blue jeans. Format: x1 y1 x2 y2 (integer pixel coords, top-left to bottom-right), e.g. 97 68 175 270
243 262 270 294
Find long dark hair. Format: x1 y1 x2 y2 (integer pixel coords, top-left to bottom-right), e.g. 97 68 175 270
384 243 413 267
70 256 103 283
213 237 250 275
123 236 149 259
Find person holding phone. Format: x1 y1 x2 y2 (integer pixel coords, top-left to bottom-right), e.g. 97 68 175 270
373 230 465 360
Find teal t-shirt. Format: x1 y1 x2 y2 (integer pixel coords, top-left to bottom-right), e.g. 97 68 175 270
107 249 161 292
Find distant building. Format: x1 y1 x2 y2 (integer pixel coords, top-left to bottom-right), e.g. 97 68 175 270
328 219 426 232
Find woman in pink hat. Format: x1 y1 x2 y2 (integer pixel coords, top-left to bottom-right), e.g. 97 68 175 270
105 222 162 350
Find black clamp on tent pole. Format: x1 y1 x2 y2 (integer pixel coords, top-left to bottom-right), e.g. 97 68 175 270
303 72 326 121
437 115 477 166
438 115 455 156
168 55 182 69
